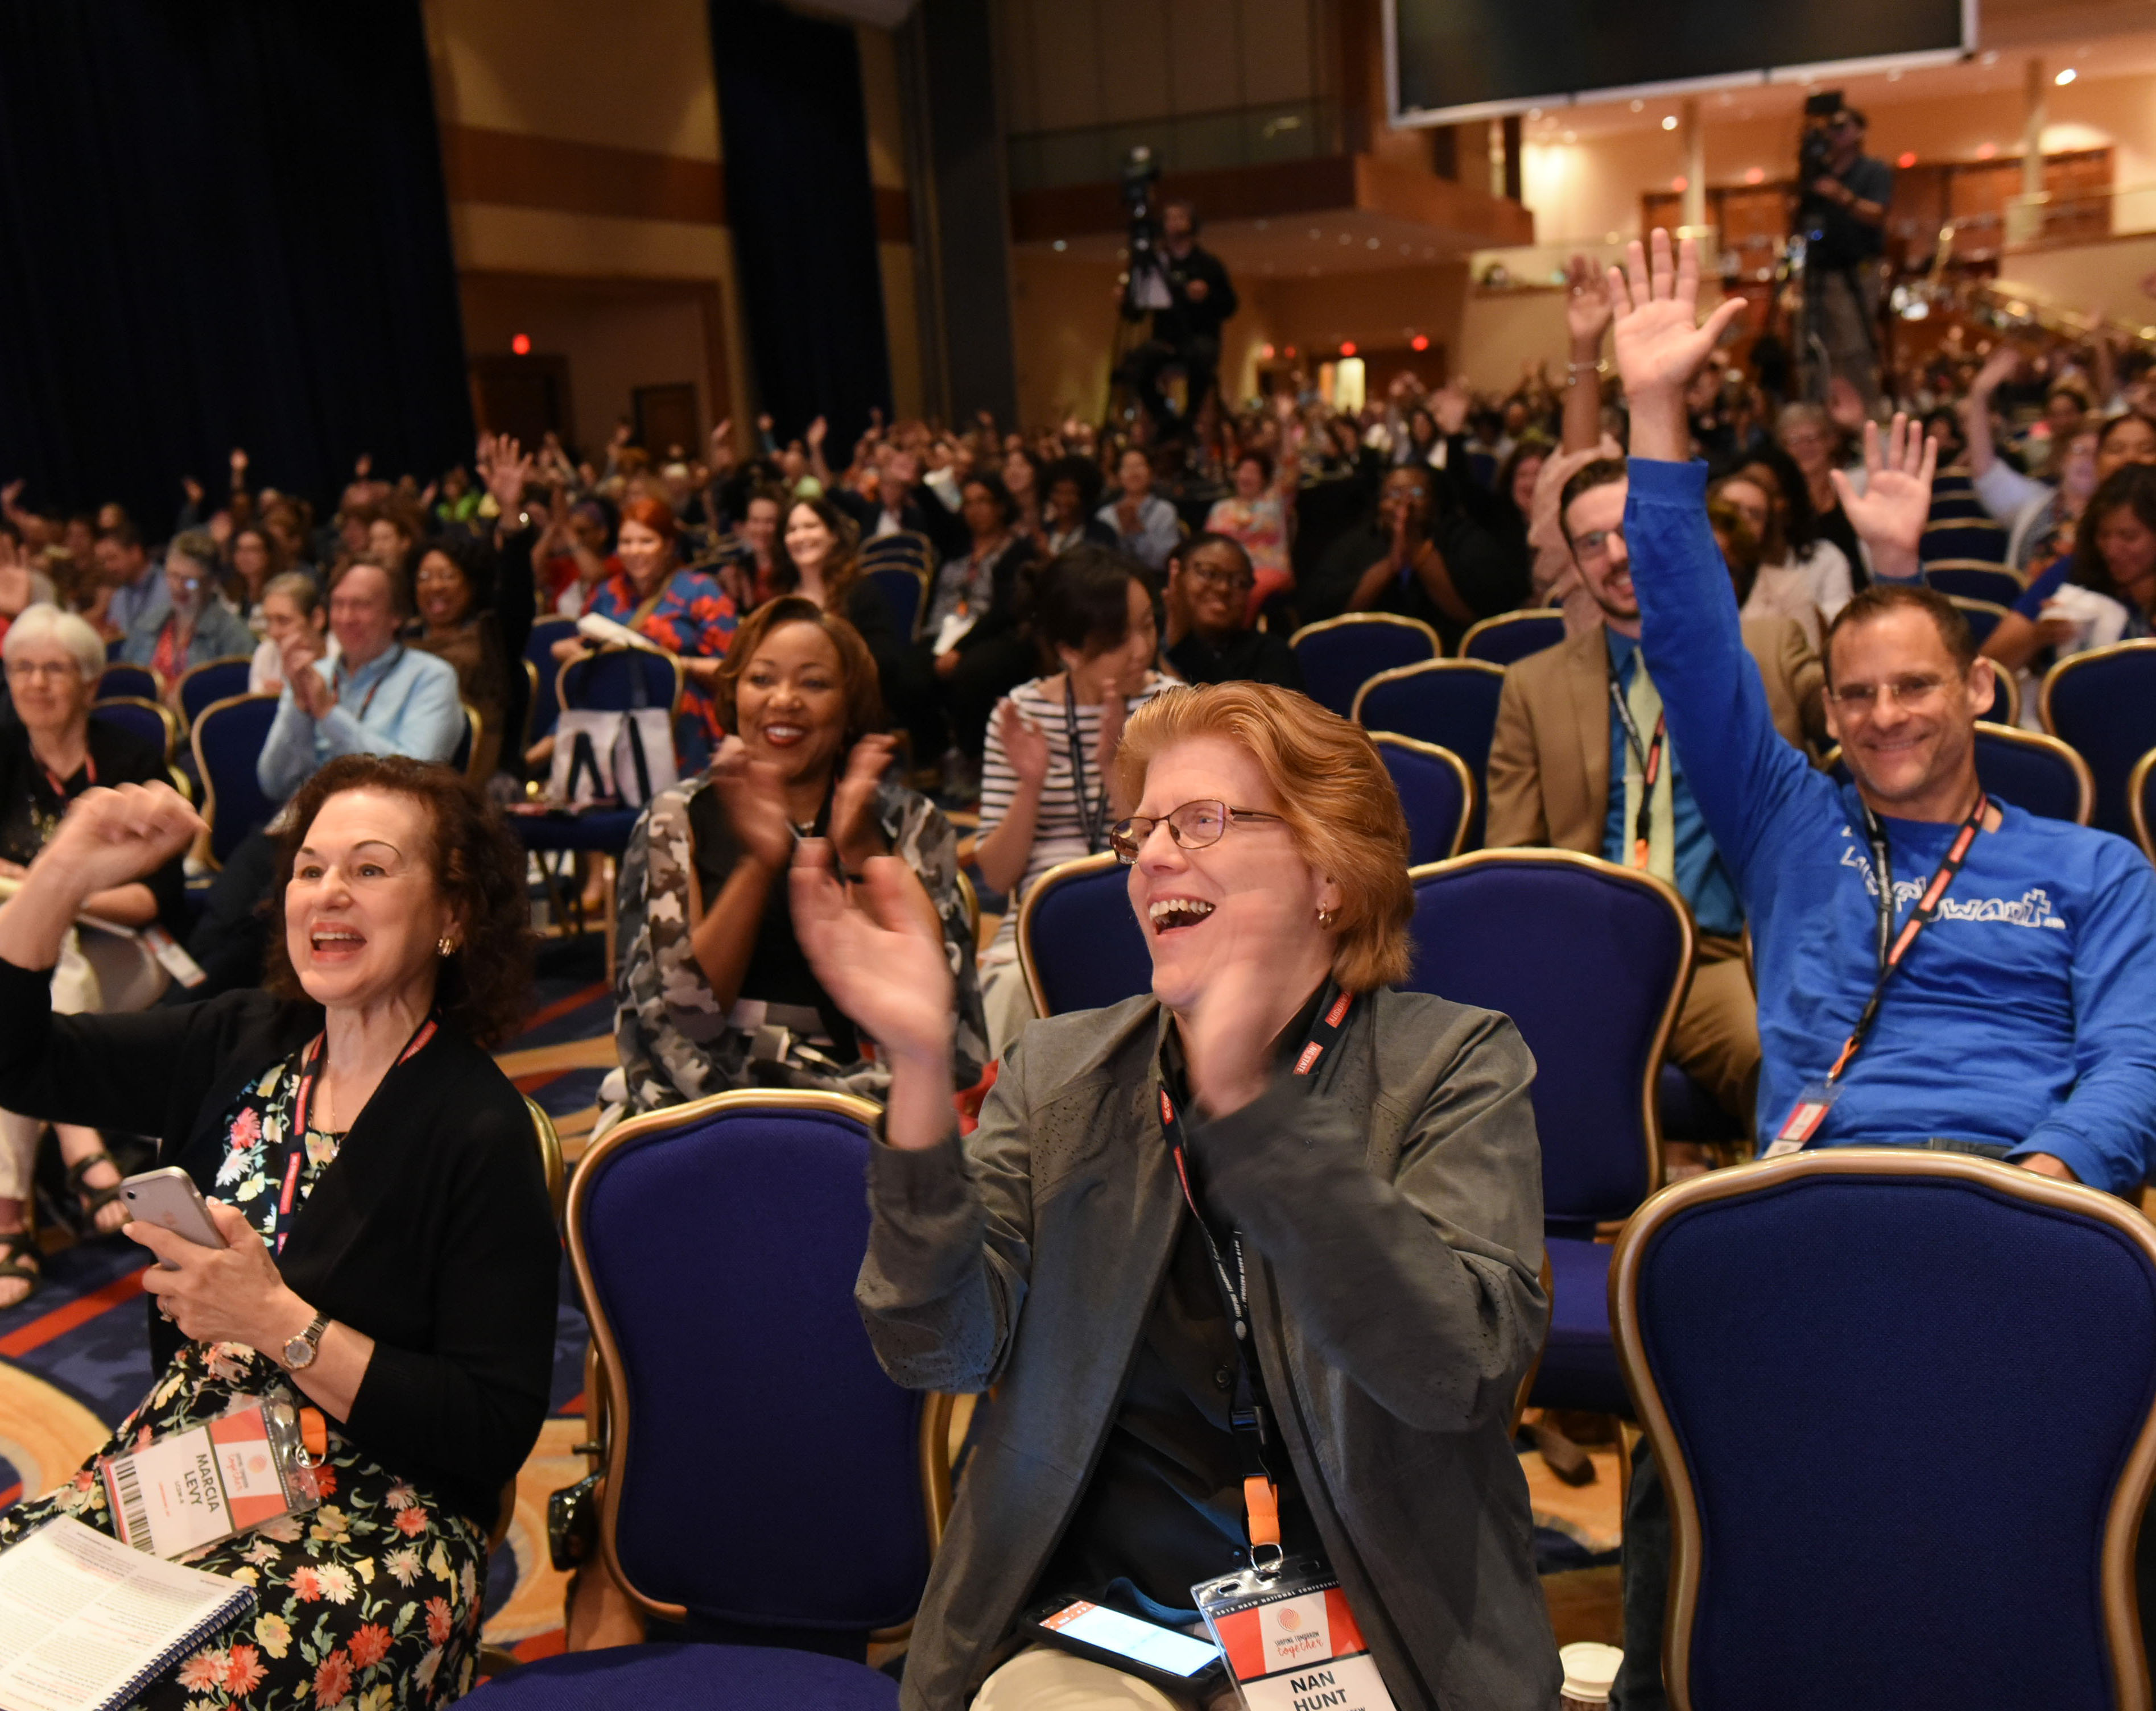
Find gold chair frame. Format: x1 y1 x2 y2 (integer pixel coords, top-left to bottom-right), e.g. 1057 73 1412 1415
92 694 180 763
1349 656 1509 729
1370 733 1476 860
188 692 282 872
565 1087 953 1623
1457 608 1566 662
1013 851 1132 1020
1610 1148 2156 1711
2130 745 2156 865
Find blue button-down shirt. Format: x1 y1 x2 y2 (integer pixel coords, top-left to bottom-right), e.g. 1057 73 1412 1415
257 644 464 803
1600 629 1742 939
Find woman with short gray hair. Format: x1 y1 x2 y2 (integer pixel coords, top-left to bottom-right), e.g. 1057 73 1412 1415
0 605 188 1302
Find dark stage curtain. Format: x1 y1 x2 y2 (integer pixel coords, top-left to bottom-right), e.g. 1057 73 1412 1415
709 0 893 449
0 2 470 533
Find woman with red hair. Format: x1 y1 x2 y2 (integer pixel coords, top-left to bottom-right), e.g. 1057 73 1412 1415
554 497 737 735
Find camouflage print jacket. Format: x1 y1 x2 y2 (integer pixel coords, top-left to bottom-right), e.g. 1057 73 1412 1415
614 772 989 1113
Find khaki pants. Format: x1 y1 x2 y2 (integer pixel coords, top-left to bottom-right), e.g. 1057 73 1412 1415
975 1646 1238 1710
1814 266 1882 412
1666 935 1759 1131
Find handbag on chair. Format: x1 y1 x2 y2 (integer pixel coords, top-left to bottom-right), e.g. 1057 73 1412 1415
547 709 678 809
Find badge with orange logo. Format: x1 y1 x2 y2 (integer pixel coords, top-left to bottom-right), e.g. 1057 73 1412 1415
1193 1560 1399 1709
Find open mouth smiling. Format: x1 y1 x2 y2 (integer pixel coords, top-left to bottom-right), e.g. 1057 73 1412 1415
1147 896 1216 934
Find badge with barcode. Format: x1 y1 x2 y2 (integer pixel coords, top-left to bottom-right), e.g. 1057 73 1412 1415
99 1396 320 1558
1763 1079 1841 1158
1193 1559 1399 1710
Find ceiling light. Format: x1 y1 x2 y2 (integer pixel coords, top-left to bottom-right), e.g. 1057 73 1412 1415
1529 106 1542 119
1898 151 1918 168
1630 99 1644 111
1745 167 1765 184
2055 67 2077 84
1367 237 1381 249
1661 115 1678 130
1052 239 1066 251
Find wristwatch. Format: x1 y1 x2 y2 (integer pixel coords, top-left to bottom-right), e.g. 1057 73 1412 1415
282 1313 329 1371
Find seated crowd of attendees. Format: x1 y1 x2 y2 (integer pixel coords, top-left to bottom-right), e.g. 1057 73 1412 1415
0 236 2150 1708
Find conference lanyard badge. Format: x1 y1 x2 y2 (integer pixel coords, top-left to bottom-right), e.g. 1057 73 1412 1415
1192 1559 1399 1711
1763 1078 1842 1158
97 1395 325 1560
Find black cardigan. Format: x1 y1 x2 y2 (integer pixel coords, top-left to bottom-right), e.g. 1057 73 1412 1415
0 961 559 1527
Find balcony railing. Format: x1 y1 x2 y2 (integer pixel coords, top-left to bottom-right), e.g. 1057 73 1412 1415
1005 100 1342 195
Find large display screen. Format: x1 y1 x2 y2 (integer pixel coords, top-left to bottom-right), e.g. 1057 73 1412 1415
1388 0 1971 123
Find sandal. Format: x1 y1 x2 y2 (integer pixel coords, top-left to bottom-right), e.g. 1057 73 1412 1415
65 1150 129 1237
0 1230 39 1308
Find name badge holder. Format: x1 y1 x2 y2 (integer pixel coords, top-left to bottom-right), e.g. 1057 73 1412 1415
1162 987 1401 1711
1763 793 1988 1158
98 1396 326 1560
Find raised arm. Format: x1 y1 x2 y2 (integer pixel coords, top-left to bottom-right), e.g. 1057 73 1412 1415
1829 414 1937 585
1960 344 2050 520
1613 232 1820 878
1562 253 1614 454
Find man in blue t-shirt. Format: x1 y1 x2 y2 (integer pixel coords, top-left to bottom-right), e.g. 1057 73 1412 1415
1603 231 2156 1709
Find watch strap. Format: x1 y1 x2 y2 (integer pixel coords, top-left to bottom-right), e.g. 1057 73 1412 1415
285 1312 329 1368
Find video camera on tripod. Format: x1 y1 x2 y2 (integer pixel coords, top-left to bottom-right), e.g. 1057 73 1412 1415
1121 145 1172 316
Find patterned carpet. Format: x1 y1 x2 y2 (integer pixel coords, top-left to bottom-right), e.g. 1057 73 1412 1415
0 932 1625 1660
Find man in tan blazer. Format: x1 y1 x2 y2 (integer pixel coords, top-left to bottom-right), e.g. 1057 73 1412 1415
1486 457 1828 1127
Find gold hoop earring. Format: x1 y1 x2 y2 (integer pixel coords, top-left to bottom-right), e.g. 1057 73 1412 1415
437 936 456 957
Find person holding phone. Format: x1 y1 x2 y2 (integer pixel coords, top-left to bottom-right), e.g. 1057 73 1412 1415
792 681 1558 1710
0 755 557 1707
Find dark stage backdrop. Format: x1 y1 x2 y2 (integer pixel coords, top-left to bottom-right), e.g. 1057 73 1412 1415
0 2 470 533
709 0 893 449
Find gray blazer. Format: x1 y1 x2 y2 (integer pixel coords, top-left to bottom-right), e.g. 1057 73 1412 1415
859 987 1562 1710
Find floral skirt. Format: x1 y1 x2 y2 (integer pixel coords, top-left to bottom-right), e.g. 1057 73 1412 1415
0 1341 489 1709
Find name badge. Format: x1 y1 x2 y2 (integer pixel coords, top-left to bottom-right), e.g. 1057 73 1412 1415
1763 1079 1841 1159
100 1396 321 1559
1193 1560 1399 1711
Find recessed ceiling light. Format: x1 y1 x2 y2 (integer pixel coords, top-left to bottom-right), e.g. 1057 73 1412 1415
2055 67 2077 84
1052 239 1066 251
1630 99 1645 111
1661 114 1678 130
1367 237 1381 249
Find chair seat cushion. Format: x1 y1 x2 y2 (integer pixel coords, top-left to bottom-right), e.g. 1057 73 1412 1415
1529 1236 1633 1419
474 1643 899 1709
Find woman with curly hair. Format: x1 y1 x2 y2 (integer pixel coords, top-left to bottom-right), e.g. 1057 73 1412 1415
0 755 557 1708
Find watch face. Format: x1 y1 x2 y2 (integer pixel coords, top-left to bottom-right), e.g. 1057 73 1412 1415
283 1336 315 1369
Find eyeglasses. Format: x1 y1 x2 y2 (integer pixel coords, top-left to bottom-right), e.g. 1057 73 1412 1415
1185 567 1255 592
1825 672 1953 712
3 660 82 681
1108 800 1284 862
1573 525 1626 560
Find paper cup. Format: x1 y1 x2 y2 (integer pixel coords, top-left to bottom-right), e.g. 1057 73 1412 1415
1559 1640 1623 1707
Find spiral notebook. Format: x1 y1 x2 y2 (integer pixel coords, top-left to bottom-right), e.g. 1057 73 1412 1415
0 1516 254 1711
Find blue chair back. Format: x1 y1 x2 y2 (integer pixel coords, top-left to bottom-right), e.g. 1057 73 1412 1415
569 1091 934 1630
91 699 176 763
1017 853 1153 1017
1403 852 1690 1232
176 656 254 726
1372 734 1473 864
1924 563 2024 607
1945 595 2011 650
1920 520 2009 565
525 616 578 740
559 646 684 716
867 565 926 641
1973 722 2093 824
2042 640 2156 837
1613 1151 2156 1711
2133 745 2156 863
448 704 480 780
1287 614 1441 717
191 694 280 865
1460 610 1565 666
97 663 159 702
860 530 934 575
1352 660 1507 849
1927 493 1989 522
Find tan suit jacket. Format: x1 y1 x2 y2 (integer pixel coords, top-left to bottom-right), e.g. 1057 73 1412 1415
1485 617 1827 854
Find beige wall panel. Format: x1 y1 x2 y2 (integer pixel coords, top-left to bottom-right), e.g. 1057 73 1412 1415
1029 0 1106 133
1169 0 1245 113
1240 0 1316 105
1011 250 1124 428
858 23 912 190
1093 0 1171 124
426 0 719 160
880 242 927 421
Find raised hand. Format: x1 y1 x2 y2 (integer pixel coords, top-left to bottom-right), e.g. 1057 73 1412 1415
1431 375 1472 438
479 432 534 517
709 418 736 474
806 416 828 450
707 735 795 873
1607 230 1745 460
1565 252 1614 351
997 699 1051 787
829 733 898 874
1831 412 1937 581
789 842 954 1075
35 783 204 902
1968 341 2022 400
180 476 204 506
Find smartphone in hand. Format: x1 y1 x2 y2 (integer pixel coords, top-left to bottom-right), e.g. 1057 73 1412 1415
119 1168 228 1268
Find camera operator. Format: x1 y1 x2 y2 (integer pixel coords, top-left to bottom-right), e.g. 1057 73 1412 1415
1122 197 1238 433
1796 102 1893 411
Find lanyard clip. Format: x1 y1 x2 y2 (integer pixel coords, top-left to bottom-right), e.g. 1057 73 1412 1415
1244 1474 1283 1574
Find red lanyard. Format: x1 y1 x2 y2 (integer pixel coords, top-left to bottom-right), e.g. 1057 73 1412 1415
39 749 93 799
1607 672 1667 870
336 646 404 722
1157 985 1353 1563
272 1016 437 1254
1824 793 1989 1088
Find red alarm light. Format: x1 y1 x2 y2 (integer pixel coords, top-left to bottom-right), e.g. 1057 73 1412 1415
511 333 531 356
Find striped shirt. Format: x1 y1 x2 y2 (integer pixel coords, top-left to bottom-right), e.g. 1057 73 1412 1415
980 672 1171 961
